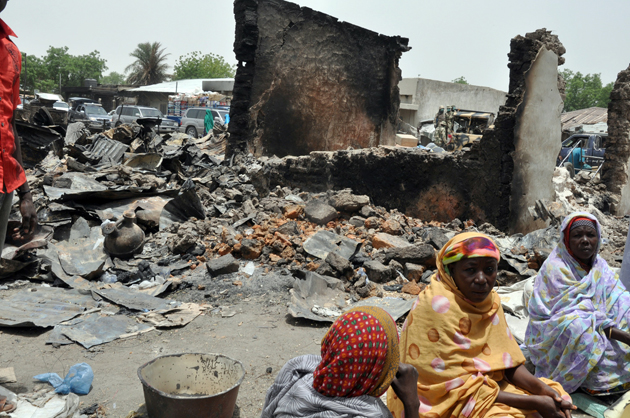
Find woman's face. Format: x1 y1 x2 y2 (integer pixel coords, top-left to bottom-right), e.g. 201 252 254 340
450 257 498 303
568 225 598 264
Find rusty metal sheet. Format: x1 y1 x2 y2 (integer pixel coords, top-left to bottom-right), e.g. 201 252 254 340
54 218 107 280
48 313 153 348
94 286 177 311
0 287 98 327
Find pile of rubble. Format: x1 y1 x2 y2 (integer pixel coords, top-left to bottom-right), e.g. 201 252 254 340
1 120 628 343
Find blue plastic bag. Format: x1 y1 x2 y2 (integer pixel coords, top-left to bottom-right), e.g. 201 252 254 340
34 363 94 395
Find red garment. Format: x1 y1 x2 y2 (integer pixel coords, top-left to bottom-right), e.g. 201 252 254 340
0 18 26 194
312 310 388 397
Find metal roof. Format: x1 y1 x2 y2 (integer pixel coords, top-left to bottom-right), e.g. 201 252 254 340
561 107 608 131
130 78 233 95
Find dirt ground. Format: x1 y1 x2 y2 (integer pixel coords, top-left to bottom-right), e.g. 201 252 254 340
0 282 330 418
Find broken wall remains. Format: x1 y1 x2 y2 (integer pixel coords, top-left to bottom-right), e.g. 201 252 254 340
485 29 566 233
602 64 630 215
228 0 409 158
260 29 566 233
510 47 564 233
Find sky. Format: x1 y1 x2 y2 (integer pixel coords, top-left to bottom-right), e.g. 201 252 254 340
3 0 629 92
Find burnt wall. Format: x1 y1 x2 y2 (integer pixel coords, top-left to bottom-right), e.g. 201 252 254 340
486 29 565 233
259 29 566 232
602 65 630 215
228 0 409 158
263 144 504 225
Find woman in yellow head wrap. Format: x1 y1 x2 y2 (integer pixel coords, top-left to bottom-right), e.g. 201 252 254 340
387 232 575 418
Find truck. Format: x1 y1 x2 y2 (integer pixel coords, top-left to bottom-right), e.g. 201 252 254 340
557 134 606 176
444 110 495 151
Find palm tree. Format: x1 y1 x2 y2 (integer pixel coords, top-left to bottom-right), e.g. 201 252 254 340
125 42 170 86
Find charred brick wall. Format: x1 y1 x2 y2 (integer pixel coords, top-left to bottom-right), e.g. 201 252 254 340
228 0 409 158
263 144 503 225
602 65 630 215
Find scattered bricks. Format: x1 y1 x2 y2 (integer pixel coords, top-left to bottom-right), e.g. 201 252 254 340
381 219 403 235
233 280 243 287
388 259 404 274
280 246 296 260
404 263 426 282
421 227 449 250
349 216 366 227
401 281 423 295
197 285 206 291
372 233 412 250
367 282 384 298
216 243 232 256
269 254 282 263
325 251 353 274
379 243 436 266
360 206 377 218
316 262 336 277
276 221 300 236
283 205 304 219
363 260 393 283
330 192 370 212
206 254 240 277
274 232 293 247
306 261 320 271
304 200 338 225
364 217 380 229
240 239 264 259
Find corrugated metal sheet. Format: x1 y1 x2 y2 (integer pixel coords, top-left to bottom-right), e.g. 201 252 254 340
561 107 608 131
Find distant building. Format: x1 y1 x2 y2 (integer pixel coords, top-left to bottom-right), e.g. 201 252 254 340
398 77 507 129
127 79 234 115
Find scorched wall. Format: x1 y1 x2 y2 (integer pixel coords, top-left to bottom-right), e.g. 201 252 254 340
228 0 409 158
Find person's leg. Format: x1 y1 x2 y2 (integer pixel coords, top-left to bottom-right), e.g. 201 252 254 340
0 192 14 257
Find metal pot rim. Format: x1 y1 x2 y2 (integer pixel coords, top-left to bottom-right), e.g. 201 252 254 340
137 353 246 400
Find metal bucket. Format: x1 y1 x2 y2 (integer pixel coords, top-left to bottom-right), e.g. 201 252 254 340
138 353 245 418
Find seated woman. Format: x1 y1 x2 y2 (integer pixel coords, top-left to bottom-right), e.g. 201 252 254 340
388 232 574 418
525 212 630 396
261 306 420 418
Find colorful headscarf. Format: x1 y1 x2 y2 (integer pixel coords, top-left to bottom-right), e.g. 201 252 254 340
442 235 500 272
563 216 599 271
387 232 570 418
313 306 399 398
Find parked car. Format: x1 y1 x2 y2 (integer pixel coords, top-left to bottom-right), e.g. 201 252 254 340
557 134 606 176
112 105 177 134
52 101 70 112
70 103 111 131
180 107 229 138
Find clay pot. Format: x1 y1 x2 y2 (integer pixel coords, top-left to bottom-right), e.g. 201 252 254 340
102 211 145 258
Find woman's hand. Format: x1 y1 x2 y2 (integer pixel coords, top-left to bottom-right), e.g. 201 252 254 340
533 394 575 418
391 363 419 418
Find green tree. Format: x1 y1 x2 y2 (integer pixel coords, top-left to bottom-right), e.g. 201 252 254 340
172 51 236 80
20 47 107 94
452 76 468 85
560 69 613 111
101 71 126 85
125 42 170 86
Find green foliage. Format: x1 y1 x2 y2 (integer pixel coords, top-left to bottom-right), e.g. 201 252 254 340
560 69 613 112
21 46 107 94
101 71 126 85
125 42 170 86
172 51 236 80
451 76 468 85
